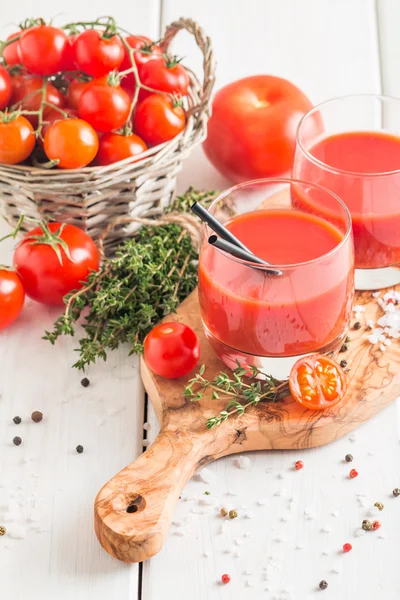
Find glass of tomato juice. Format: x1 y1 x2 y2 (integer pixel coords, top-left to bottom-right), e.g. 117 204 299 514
198 178 354 380
294 94 400 290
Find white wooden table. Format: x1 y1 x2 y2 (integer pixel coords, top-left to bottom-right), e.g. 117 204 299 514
1 1 400 598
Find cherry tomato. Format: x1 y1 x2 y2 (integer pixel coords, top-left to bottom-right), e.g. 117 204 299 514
11 75 65 127
61 35 77 71
0 269 25 331
134 94 186 146
40 108 78 144
96 132 147 165
14 223 100 305
119 35 162 95
0 66 12 110
78 82 130 132
74 30 124 77
139 57 190 100
44 118 98 169
2 32 21 66
144 322 200 379
66 79 90 109
0 114 35 164
18 25 68 76
203 75 317 183
289 354 347 411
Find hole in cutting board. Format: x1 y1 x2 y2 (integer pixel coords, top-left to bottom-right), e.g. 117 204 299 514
126 494 146 514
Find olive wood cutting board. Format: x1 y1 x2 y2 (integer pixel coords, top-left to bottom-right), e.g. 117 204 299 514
94 284 400 563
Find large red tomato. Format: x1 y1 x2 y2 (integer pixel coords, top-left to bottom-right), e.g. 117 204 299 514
18 25 68 76
78 81 130 132
14 223 100 305
0 269 25 331
202 75 316 182
74 30 124 77
134 94 186 146
0 66 12 110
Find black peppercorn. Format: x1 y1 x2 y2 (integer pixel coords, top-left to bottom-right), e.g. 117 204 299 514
76 445 84 454
340 344 348 353
0 526 6 536
393 488 400 497
12 416 21 425
345 453 353 463
319 580 328 590
340 359 347 368
353 322 361 330
31 411 43 423
13 436 22 446
80 378 90 388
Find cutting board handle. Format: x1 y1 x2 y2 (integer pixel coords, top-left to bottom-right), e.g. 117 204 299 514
94 428 204 563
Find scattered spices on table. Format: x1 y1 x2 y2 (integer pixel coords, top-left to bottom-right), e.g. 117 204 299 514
31 411 43 423
345 454 353 462
343 543 352 553
349 469 358 478
362 520 372 531
12 416 21 425
374 501 384 511
229 509 238 519
220 507 228 517
76 445 84 454
294 460 304 471
221 574 231 584
0 526 6 536
340 344 348 353
353 321 362 330
340 359 347 368
372 520 381 530
80 377 90 388
204 491 210 495
319 580 328 590
393 488 400 497
13 437 22 446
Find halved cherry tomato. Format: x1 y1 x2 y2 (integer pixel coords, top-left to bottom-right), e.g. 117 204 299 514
0 269 25 331
74 30 124 77
78 81 130 132
134 94 186 146
144 322 200 379
96 132 147 165
44 118 98 169
0 66 12 110
18 25 68 76
11 75 65 127
2 32 21 66
0 114 35 164
289 354 347 411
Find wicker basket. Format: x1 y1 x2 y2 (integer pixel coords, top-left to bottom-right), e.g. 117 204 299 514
0 18 215 252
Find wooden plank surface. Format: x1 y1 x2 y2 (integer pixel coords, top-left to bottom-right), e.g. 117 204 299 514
142 2 400 600
0 2 160 599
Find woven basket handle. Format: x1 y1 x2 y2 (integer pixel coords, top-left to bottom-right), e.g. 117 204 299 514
161 18 216 118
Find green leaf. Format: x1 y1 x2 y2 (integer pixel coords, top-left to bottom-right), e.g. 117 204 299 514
199 364 205 375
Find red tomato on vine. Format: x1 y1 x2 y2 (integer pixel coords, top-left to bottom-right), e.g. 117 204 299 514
78 81 131 132
134 94 186 146
0 66 12 110
139 57 190 100
18 25 68 76
0 269 25 331
11 75 65 127
2 32 21 66
14 222 100 305
119 35 162 95
0 114 35 164
96 132 147 165
43 118 98 169
74 30 124 77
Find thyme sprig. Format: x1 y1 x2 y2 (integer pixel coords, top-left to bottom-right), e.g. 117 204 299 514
184 363 290 428
43 188 216 370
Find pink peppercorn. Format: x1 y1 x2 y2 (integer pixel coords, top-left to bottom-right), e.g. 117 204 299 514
221 574 231 584
343 543 352 553
349 469 358 478
295 460 304 471
372 520 381 530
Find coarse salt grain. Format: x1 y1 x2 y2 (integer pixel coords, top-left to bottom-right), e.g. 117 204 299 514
384 338 392 346
355 528 365 537
372 292 380 298
353 305 365 313
235 456 251 470
367 319 375 328
195 468 214 484
143 422 151 431
380 344 386 352
245 511 255 519
321 526 332 534
368 335 378 344
331 510 340 517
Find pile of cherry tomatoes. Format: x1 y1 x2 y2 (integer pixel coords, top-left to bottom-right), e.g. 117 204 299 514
0 17 190 169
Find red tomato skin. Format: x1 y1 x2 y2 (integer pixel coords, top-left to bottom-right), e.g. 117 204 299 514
40 108 78 145
119 35 162 95
0 270 25 331
0 66 12 110
13 223 100 306
0 115 35 164
11 75 65 127
144 322 200 379
75 30 124 77
202 75 316 183
44 118 99 169
134 94 186 146
61 35 77 71
78 83 131 132
139 59 190 100
96 132 147 165
18 26 68 76
67 79 90 109
3 32 21 66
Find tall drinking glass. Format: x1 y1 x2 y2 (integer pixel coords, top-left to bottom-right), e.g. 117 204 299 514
294 94 400 290
198 178 354 380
